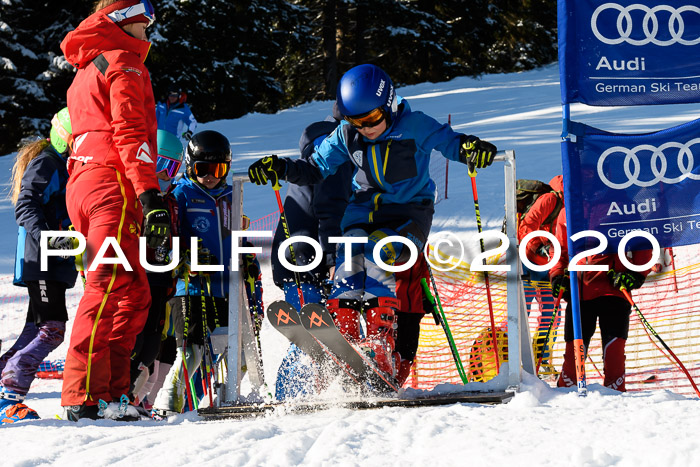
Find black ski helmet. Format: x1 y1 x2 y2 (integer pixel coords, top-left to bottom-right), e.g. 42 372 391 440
185 130 232 177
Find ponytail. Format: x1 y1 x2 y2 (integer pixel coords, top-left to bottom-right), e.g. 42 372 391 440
9 139 50 205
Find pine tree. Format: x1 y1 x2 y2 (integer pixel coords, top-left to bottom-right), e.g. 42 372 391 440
483 0 558 73
148 0 302 123
0 0 88 154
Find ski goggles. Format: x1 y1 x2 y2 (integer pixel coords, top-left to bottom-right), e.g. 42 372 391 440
344 107 386 129
156 155 181 177
107 0 156 27
193 161 230 179
241 214 250 231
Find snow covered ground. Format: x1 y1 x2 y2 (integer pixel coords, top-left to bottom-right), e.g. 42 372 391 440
2 64 700 465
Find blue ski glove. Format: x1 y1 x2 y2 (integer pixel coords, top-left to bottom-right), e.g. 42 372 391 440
459 134 497 171
608 269 645 291
248 155 287 189
139 190 171 249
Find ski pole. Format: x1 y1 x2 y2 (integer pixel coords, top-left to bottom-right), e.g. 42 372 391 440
535 288 564 374
181 271 195 412
620 288 700 398
421 276 468 384
467 165 500 374
267 161 305 306
243 254 265 357
199 275 214 408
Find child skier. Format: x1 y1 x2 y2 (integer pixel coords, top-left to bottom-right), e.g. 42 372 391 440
152 130 235 415
250 63 497 377
0 108 78 423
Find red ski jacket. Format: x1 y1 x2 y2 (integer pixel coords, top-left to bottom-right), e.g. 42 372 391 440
518 175 564 266
61 10 159 196
550 208 653 301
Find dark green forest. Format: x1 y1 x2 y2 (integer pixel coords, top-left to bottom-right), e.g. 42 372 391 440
0 0 557 154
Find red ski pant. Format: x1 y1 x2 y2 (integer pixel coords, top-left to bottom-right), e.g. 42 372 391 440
557 295 630 391
61 165 151 407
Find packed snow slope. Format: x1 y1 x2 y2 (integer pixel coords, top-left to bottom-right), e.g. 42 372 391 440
1 64 700 466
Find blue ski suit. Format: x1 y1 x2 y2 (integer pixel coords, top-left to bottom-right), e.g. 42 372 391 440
171 176 232 299
284 97 464 300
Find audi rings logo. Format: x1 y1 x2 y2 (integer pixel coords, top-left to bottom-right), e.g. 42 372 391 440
591 3 700 46
597 138 700 189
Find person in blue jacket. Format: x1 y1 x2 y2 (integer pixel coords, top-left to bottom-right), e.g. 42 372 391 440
0 108 78 423
249 64 497 377
152 130 233 415
272 103 354 400
156 87 197 148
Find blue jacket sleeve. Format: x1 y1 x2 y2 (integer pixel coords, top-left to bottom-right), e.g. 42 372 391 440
15 154 61 243
183 104 197 133
407 111 463 162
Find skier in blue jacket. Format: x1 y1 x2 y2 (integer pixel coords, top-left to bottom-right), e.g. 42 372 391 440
153 130 264 415
156 87 197 148
0 108 78 423
249 64 497 377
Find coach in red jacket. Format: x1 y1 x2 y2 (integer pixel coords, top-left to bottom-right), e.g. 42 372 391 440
60 0 171 420
549 208 652 392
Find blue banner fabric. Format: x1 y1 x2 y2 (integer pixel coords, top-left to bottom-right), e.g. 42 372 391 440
562 117 700 253
559 0 700 106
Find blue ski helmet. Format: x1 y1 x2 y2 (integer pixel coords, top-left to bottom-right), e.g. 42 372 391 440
336 64 397 122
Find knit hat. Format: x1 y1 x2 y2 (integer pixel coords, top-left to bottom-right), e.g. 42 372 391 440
102 0 155 27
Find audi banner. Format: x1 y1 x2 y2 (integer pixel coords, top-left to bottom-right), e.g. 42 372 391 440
559 0 700 106
563 117 700 253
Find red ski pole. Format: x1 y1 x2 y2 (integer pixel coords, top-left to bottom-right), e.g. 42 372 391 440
268 161 305 307
468 166 499 373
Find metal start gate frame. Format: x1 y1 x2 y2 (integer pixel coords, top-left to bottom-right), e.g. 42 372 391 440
217 150 533 405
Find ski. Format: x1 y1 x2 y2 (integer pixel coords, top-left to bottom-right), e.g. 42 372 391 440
267 301 359 384
299 303 400 393
199 391 513 420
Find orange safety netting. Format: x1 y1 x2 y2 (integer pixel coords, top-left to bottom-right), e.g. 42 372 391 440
406 245 700 397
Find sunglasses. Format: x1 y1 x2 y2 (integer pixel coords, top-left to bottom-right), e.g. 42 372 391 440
156 155 182 177
344 107 386 129
194 161 230 179
107 0 156 27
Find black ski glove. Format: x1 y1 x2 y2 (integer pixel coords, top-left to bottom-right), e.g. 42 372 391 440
608 269 645 291
139 190 171 249
248 154 287 189
550 272 570 299
459 134 497 171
